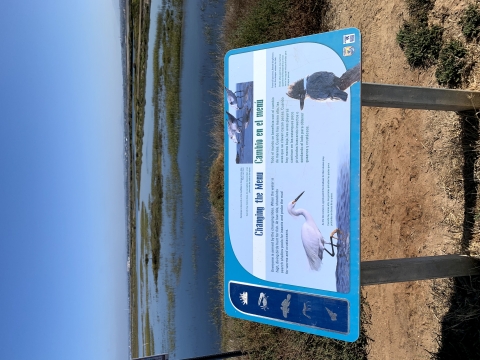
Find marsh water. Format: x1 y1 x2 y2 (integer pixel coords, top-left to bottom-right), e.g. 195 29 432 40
132 1 224 358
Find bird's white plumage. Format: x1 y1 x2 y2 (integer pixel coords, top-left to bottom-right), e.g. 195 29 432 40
225 87 243 110
300 221 324 270
287 191 335 270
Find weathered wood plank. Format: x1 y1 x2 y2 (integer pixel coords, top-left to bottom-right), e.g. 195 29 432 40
361 83 480 111
361 255 480 285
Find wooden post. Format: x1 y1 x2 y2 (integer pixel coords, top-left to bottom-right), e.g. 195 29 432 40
361 83 480 111
361 255 480 285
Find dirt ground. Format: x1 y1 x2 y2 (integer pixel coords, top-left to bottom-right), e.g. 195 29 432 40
327 1 480 358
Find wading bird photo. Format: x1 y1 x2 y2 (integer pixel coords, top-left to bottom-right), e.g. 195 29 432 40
287 191 340 270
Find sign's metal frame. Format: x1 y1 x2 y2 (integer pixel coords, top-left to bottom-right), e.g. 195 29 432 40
224 28 362 342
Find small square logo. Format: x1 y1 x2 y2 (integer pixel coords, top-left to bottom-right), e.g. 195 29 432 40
343 46 355 56
343 34 355 44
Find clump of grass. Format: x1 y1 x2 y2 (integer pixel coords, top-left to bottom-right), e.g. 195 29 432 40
223 0 330 49
460 4 480 40
228 0 290 48
396 22 443 67
406 0 434 23
435 40 467 88
396 0 444 68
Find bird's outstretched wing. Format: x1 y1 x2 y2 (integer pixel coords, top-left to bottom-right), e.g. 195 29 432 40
227 125 239 143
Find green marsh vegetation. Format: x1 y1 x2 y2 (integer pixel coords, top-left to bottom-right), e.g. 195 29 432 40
161 6 182 159
132 0 151 197
129 239 139 359
140 202 149 296
128 176 139 357
165 281 176 351
170 255 183 283
152 2 184 240
131 0 185 328
128 0 152 356
134 1 185 354
142 307 155 356
207 0 371 358
148 80 163 286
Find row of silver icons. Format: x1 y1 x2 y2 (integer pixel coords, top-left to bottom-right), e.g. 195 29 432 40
239 291 337 321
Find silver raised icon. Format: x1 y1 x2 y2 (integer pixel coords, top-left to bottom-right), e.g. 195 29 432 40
326 307 337 321
258 292 268 311
281 294 291 318
239 292 248 305
302 302 312 319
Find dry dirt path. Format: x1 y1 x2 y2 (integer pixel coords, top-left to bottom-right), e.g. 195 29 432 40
326 1 479 358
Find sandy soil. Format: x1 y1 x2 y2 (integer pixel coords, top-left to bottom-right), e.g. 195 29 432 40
327 1 480 358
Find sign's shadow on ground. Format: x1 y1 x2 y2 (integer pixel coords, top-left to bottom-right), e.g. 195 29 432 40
433 111 480 359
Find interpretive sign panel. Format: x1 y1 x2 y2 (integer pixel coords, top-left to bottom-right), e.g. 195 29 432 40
224 29 361 341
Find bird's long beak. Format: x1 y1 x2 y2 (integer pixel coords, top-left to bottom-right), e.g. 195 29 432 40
300 98 304 111
293 191 305 203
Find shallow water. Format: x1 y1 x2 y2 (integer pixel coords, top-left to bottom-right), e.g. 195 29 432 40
132 1 225 359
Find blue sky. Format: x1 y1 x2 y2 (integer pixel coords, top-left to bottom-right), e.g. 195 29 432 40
0 1 128 359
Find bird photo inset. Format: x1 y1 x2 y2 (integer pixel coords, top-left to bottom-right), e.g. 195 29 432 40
225 81 254 163
286 63 361 110
287 191 341 270
225 86 244 110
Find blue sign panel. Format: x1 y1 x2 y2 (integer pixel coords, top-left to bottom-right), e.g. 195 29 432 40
224 28 361 341
230 282 349 334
